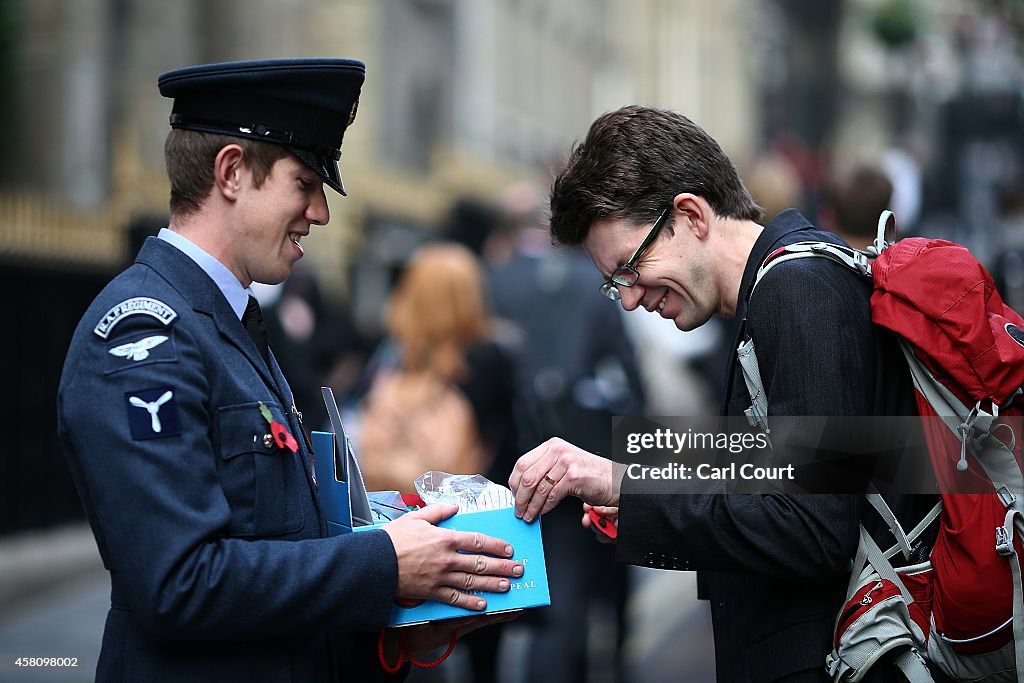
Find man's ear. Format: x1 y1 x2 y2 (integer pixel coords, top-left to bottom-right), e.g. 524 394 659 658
671 193 713 238
213 144 246 201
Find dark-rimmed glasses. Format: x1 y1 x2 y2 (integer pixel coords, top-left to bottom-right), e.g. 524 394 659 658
599 207 671 301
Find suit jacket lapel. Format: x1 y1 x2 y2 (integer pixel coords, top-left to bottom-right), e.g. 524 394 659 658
211 297 288 404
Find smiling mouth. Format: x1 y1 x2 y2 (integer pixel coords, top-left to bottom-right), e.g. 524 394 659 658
657 294 667 312
289 233 306 254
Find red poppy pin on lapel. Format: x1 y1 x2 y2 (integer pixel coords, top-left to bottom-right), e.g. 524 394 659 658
259 402 298 453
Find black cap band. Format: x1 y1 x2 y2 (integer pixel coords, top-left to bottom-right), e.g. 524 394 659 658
168 113 342 161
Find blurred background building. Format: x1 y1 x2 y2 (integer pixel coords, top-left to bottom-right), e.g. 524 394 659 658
1 0 1023 681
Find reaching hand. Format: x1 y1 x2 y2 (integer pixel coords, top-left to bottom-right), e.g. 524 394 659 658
382 504 524 611
508 437 619 523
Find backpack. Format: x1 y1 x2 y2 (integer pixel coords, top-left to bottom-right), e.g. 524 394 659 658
740 211 1024 683
357 369 485 494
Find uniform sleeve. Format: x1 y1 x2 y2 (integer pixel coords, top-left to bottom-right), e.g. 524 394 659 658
615 260 872 580
58 312 399 643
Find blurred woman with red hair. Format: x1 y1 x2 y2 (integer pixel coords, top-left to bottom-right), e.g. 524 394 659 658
358 242 517 494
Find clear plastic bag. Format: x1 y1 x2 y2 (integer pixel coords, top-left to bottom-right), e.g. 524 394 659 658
414 472 515 512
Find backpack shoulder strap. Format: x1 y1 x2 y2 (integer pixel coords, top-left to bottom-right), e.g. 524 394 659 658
748 209 895 303
749 242 873 302
892 648 934 683
737 336 770 436
737 238 874 434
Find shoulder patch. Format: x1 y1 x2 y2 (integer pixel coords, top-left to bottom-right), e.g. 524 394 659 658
109 334 168 361
105 333 177 375
94 298 177 339
125 386 181 440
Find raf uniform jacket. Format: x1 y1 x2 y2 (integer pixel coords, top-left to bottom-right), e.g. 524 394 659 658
615 210 926 682
58 237 402 683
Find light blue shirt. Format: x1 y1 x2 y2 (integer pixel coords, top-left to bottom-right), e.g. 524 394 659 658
158 228 252 320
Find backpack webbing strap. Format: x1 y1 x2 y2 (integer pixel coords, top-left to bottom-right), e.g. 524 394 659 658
968 506 1024 683
892 648 934 683
994 506 1024 683
866 489 913 559
1013 513 1024 683
737 337 770 436
749 243 873 301
881 502 942 563
1013 535 1024 683
848 526 914 605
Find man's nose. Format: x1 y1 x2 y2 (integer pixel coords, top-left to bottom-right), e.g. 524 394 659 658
617 285 645 312
307 186 330 225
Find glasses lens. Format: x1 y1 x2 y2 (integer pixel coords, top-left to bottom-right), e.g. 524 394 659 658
611 265 639 287
600 281 621 301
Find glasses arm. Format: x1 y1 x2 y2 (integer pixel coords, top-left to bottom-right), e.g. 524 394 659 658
622 207 670 270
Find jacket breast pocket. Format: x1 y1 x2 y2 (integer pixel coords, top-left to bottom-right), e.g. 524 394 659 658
215 402 304 537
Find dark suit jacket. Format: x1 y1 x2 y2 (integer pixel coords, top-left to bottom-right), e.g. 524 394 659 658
615 210 921 682
58 237 403 682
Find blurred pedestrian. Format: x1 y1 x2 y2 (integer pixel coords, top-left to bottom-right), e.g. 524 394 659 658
819 163 893 249
357 242 517 495
742 152 803 222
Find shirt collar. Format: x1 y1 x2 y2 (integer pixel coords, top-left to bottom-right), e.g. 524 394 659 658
158 228 252 320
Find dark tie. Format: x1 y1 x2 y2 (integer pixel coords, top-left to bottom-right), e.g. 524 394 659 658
242 295 270 366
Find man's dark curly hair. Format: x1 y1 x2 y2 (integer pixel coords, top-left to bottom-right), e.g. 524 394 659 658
549 106 763 245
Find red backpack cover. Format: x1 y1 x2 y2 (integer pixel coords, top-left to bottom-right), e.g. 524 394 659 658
871 237 1024 654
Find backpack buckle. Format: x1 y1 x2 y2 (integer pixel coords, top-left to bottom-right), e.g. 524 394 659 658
996 485 1016 509
825 653 842 677
955 403 1000 472
996 525 1015 557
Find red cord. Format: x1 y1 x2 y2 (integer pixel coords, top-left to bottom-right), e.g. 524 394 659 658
378 628 457 671
377 628 405 674
407 632 457 669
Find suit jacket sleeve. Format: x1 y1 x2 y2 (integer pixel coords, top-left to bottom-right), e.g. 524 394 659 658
616 260 873 580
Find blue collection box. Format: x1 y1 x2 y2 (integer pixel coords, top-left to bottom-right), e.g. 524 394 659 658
311 426 550 627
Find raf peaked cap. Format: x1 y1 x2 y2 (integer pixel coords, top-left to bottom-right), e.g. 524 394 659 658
158 58 365 195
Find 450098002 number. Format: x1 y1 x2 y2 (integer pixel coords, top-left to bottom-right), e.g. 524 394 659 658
15 657 78 667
